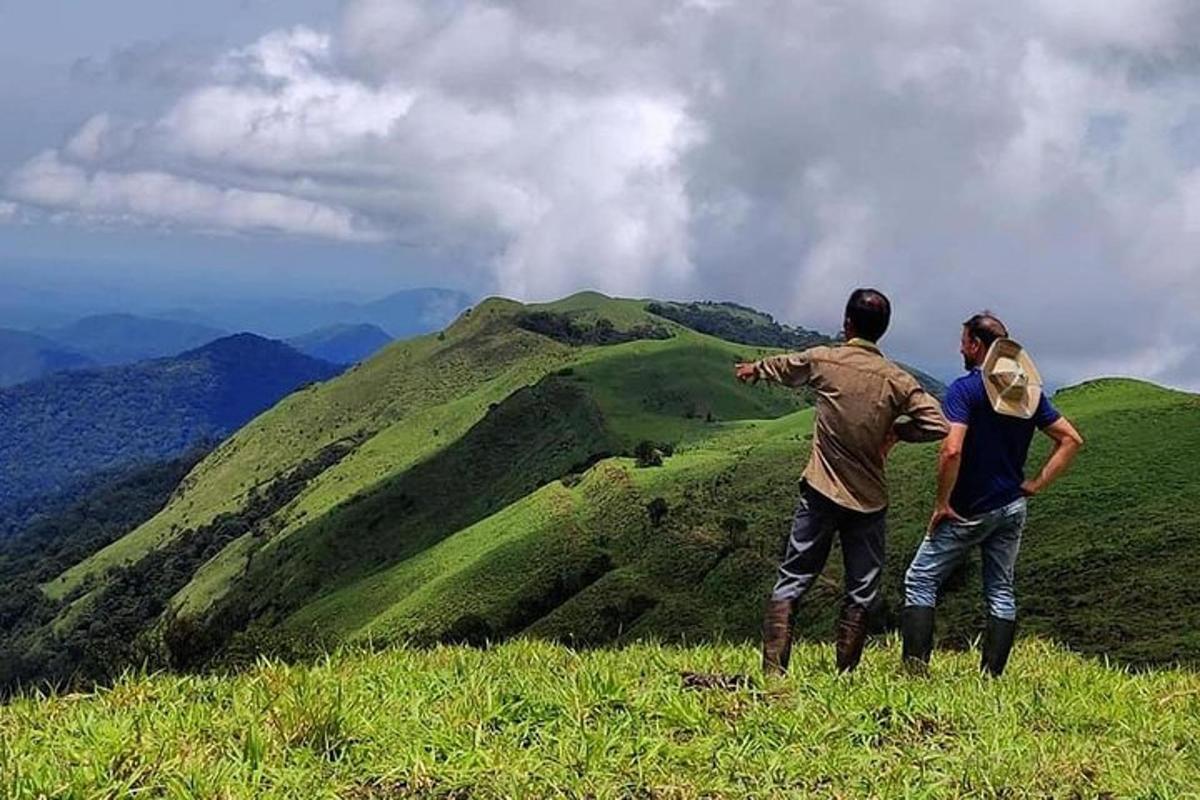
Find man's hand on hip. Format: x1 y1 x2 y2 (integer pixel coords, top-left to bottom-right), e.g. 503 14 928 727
927 504 966 538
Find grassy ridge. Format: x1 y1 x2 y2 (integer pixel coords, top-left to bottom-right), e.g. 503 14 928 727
3 638 1198 798
45 299 571 600
188 334 803 650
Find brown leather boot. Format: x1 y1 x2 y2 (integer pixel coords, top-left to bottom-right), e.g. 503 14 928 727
762 597 795 676
835 603 869 673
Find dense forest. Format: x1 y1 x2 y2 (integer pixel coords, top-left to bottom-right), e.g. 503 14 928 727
0 334 341 521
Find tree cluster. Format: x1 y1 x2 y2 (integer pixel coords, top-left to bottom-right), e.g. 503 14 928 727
516 312 672 347
645 301 829 349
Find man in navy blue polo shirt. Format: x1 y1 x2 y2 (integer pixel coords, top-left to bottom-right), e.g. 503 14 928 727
901 313 1084 676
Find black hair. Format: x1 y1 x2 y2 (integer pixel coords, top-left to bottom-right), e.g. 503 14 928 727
844 288 891 342
963 312 1008 348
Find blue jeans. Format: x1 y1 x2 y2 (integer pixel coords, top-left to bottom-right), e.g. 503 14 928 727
904 497 1027 620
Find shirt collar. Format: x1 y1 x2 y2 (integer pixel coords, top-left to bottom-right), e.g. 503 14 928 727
846 337 881 353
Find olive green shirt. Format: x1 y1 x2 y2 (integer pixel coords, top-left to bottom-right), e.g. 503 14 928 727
753 339 949 513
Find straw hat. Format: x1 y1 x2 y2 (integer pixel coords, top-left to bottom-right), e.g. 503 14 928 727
982 338 1043 419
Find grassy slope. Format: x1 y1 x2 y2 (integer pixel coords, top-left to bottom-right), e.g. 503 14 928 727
3 639 1199 798
181 329 802 640
42 293 800 651
36 289 1200 672
45 298 568 600
284 376 1200 668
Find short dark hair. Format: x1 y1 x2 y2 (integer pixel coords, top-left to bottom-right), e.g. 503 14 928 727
845 288 891 342
963 312 1008 348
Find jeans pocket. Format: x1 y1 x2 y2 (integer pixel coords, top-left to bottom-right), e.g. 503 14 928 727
1006 497 1028 521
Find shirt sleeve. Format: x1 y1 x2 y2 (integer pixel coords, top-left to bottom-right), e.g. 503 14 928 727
1033 392 1061 429
754 349 815 388
942 380 971 425
893 385 951 442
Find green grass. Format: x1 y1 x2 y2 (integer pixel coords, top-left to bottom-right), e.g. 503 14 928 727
3 638 1199 798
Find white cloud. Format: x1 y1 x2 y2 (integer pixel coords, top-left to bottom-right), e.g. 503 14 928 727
6 0 1200 386
7 151 382 241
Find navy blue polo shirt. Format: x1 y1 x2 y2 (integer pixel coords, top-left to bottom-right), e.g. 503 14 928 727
944 369 1061 516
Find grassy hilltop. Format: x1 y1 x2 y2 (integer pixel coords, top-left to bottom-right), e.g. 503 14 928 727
3 639 1199 798
3 292 1199 689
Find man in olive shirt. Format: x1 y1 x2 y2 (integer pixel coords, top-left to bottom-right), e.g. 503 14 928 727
736 289 949 674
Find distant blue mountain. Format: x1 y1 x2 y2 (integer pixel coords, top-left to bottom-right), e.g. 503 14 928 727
288 323 394 365
189 288 475 339
353 289 474 338
0 334 342 523
0 329 94 387
42 314 228 366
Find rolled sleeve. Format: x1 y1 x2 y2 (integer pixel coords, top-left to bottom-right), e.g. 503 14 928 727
894 386 950 443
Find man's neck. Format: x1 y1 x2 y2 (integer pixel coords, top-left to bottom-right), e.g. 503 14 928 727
846 337 881 352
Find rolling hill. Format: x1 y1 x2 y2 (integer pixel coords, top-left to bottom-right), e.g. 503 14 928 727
0 329 93 387
41 313 228 366
0 335 342 531
4 292 1198 690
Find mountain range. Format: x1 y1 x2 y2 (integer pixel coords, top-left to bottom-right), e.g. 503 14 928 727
286 323 394 365
0 335 341 534
38 314 229 367
0 288 469 388
0 329 95 388
155 287 475 340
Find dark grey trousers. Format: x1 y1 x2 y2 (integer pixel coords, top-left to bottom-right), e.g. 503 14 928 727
771 482 887 609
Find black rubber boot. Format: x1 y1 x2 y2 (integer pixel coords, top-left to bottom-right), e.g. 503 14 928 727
901 605 935 675
981 616 1017 677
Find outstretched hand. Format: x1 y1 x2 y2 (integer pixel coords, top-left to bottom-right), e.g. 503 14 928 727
734 362 759 384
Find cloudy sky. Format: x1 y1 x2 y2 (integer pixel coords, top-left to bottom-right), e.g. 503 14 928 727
2 0 1199 385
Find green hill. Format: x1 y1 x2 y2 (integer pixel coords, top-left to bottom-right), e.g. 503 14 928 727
4 292 1199 690
2 639 1199 798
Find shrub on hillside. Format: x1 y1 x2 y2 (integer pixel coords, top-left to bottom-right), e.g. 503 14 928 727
634 441 664 468
516 312 671 347
647 498 669 527
645 301 828 350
